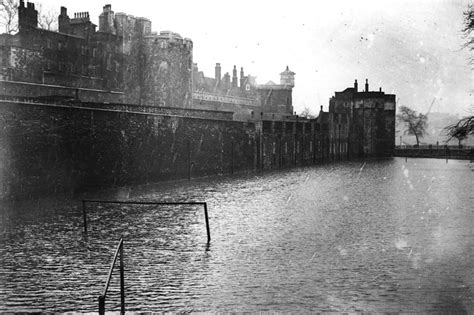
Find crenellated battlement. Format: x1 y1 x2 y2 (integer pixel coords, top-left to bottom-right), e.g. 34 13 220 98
145 31 193 50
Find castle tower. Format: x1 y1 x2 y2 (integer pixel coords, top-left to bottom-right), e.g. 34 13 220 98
240 67 245 90
280 65 295 86
232 65 238 88
215 63 221 84
18 0 38 31
99 4 116 34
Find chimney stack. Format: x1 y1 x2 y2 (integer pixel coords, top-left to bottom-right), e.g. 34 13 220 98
354 79 358 92
365 79 369 92
215 63 221 84
232 65 238 88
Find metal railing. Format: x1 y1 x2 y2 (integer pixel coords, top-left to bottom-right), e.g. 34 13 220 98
82 200 211 243
99 237 125 315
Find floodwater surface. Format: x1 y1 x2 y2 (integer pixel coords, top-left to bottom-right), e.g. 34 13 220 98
0 158 473 312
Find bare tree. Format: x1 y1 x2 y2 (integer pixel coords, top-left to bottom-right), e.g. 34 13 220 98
0 0 18 34
397 106 428 146
444 5 474 140
462 4 474 64
37 4 57 31
445 116 474 146
299 107 317 119
1 1 58 33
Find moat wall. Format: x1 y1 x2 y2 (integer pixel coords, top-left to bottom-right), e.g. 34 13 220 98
0 100 348 200
0 100 259 199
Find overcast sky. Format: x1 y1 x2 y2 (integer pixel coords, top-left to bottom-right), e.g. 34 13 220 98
39 0 472 116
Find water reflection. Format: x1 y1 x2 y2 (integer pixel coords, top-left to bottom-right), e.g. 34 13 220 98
0 158 473 312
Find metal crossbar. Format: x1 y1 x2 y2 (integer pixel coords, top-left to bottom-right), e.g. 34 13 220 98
99 237 125 315
82 200 211 243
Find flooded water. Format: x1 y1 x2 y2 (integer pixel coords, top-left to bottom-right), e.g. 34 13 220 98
0 158 473 312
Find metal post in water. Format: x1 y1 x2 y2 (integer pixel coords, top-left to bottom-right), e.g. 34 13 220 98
187 140 191 180
120 242 125 315
82 200 88 234
98 295 105 315
203 203 211 243
231 141 234 174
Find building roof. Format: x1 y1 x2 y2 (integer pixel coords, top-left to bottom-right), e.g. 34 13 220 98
280 65 295 76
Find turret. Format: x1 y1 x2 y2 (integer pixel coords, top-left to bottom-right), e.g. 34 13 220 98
365 79 369 92
280 65 295 87
99 4 116 34
354 79 358 92
240 67 245 90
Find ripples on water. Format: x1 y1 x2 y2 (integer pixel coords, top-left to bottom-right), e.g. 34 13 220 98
0 158 473 312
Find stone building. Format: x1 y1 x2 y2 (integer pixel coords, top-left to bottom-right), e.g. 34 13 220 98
0 1 194 107
0 1 294 120
256 66 295 119
328 79 396 157
193 63 295 120
1 1 123 92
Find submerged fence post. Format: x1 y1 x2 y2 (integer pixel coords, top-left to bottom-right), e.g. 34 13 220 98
187 140 191 180
231 141 234 174
203 202 211 243
120 242 125 315
82 200 88 234
98 295 105 315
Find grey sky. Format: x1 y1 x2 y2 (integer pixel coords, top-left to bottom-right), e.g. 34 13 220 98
40 0 472 115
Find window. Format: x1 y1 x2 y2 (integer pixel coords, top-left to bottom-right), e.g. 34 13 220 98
246 84 250 91
58 42 64 50
81 46 86 55
106 55 111 70
58 62 65 72
92 48 97 57
46 39 52 49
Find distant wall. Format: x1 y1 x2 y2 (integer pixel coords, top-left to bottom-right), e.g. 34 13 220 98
395 147 474 160
0 80 124 103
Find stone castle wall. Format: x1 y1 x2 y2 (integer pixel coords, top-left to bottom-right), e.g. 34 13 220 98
0 100 348 200
0 100 256 199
